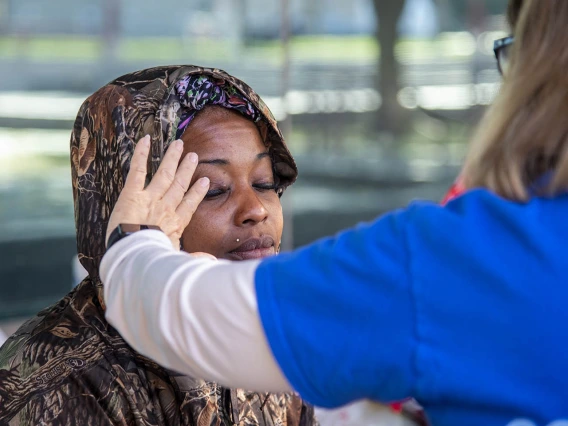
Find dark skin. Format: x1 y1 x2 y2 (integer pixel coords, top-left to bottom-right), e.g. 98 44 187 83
180 106 284 261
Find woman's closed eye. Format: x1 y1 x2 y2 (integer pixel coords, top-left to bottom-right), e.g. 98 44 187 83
205 184 229 199
253 182 277 192
204 182 277 200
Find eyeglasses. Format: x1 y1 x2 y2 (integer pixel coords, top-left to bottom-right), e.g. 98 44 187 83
494 36 514 76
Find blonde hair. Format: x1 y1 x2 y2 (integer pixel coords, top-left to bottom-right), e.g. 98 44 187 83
461 0 568 200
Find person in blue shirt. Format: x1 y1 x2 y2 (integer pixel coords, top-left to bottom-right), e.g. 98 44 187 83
100 0 568 425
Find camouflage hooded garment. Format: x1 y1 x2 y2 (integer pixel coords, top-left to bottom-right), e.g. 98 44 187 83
0 65 315 426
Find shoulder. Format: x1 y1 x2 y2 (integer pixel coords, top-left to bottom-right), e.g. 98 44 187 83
0 282 113 423
0 281 107 369
402 188 567 260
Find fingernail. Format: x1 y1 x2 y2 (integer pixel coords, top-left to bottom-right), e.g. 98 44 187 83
176 139 184 151
143 135 151 146
199 177 210 187
188 152 198 163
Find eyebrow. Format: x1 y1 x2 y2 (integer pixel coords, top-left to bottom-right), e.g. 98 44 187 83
198 151 270 166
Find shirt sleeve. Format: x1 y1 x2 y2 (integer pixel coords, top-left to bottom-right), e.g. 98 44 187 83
255 208 415 408
102 207 416 408
100 230 292 392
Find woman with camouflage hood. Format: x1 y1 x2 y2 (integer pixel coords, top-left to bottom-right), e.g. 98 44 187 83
0 65 315 426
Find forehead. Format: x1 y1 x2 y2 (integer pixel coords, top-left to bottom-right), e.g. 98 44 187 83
180 108 267 157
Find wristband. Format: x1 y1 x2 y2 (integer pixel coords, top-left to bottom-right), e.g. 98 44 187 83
106 224 162 250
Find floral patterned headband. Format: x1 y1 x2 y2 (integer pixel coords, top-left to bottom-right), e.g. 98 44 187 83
174 74 262 139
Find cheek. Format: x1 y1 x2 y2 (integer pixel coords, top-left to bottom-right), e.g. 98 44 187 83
181 205 227 253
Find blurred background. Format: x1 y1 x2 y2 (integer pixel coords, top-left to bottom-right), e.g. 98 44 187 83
0 0 507 337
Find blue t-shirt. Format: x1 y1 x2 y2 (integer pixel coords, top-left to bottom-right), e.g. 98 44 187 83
255 189 568 426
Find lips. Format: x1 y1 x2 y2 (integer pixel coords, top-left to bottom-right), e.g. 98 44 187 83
227 236 275 261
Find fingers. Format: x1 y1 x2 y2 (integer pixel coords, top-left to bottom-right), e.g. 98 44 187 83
162 152 198 206
176 177 210 227
124 135 151 191
146 139 184 196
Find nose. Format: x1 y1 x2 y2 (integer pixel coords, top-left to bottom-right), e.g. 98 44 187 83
234 187 269 227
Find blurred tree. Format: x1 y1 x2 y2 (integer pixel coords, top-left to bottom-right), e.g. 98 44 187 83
372 0 407 135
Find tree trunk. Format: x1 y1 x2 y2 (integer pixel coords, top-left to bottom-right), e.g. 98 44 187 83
467 0 486 34
102 0 121 61
373 0 407 135
0 0 11 35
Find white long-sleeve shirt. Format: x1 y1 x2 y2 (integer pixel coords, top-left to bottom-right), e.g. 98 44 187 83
100 230 420 426
101 229 291 392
